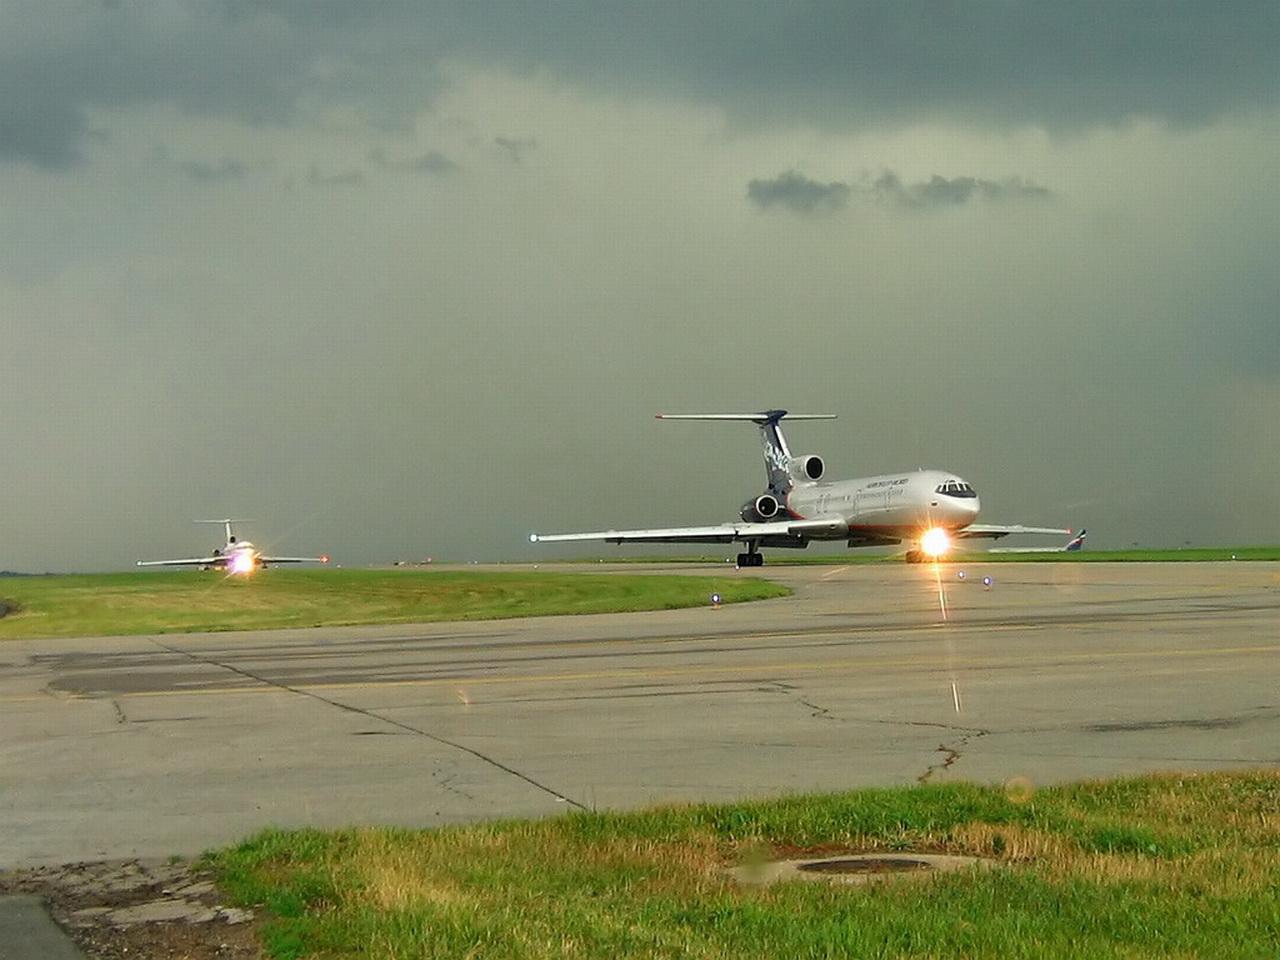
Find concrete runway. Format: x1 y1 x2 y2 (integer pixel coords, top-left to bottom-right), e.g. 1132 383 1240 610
1 562 1277 867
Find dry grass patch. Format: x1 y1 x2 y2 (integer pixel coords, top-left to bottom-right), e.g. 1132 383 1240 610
941 822 1074 862
213 772 1280 960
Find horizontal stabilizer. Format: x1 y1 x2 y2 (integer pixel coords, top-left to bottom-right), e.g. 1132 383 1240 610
656 411 835 423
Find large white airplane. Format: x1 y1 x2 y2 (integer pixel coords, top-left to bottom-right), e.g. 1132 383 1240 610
531 410 1072 566
137 519 329 575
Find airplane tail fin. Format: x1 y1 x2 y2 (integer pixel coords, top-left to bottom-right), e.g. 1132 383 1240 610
1064 529 1087 551
195 518 254 544
655 410 836 494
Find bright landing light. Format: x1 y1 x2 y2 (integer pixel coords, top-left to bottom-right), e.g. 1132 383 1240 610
921 527 952 559
229 551 256 575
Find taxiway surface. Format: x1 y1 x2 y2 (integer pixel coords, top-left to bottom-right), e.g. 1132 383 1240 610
1 562 1277 866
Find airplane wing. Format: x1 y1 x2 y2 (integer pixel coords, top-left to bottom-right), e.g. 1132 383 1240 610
955 523 1072 542
136 557 222 567
990 529 1087 553
531 517 848 545
258 556 330 564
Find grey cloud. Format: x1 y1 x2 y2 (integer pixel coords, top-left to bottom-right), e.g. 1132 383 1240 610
368 147 458 174
748 169 1052 214
307 164 364 186
6 2 1276 168
0 97 85 168
747 171 850 214
175 158 249 182
874 172 1053 208
494 137 536 163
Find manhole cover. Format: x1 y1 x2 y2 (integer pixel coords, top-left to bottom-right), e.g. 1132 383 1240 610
727 853 995 887
797 857 931 875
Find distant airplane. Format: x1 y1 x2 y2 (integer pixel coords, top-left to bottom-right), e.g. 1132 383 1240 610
531 410 1072 566
990 529 1087 554
136 519 329 574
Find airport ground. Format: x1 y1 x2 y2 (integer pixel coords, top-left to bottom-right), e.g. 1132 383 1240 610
1 560 1276 870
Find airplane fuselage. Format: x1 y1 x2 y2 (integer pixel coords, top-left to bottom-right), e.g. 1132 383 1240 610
209 540 260 573
782 469 980 542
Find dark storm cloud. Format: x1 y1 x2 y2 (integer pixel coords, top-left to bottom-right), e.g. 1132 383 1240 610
5 1 1277 168
748 170 1052 214
873 172 1053 208
368 148 458 175
494 137 536 163
747 171 850 213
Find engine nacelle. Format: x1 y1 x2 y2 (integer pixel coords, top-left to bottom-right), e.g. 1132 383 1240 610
740 493 781 522
790 454 824 482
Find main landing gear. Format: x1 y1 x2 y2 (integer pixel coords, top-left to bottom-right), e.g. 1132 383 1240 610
736 542 764 568
904 550 924 564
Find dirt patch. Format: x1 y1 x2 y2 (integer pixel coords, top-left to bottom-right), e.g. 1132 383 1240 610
0 859 260 959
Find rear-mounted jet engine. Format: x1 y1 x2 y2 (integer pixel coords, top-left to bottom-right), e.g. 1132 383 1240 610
741 493 781 522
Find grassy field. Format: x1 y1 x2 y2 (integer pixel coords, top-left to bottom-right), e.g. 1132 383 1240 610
0 569 789 639
212 771 1280 959
573 545 1280 564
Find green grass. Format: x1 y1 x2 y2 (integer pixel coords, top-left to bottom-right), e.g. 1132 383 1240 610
0 569 789 639
564 545 1280 564
210 771 1280 959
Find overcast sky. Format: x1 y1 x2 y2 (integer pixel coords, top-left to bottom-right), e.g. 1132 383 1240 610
2 1 1278 570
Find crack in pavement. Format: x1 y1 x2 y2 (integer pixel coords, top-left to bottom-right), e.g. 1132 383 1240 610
146 638 586 811
760 680 998 781
435 761 478 802
917 729 989 784
761 680 841 722
855 716 989 736
761 681 997 738
797 697 838 721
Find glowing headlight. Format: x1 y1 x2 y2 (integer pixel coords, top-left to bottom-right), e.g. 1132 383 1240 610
230 551 256 575
921 527 951 558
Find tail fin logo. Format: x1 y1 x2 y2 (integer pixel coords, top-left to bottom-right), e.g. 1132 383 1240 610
764 440 789 473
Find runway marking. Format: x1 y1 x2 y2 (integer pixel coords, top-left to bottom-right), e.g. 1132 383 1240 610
41 641 1278 702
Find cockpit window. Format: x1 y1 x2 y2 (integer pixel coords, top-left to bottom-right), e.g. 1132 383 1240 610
935 481 978 499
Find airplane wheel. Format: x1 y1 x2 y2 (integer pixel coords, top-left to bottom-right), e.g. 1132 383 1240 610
736 553 749 568
905 550 924 564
